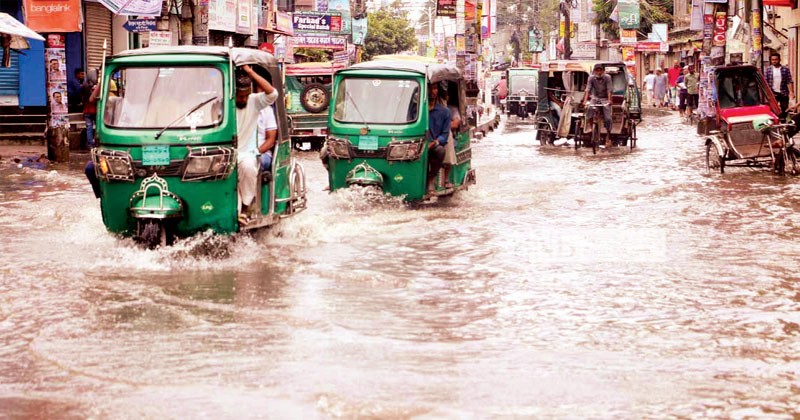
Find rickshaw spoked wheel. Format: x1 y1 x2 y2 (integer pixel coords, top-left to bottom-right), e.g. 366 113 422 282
590 120 599 155
705 143 724 174
630 123 637 150
784 148 799 176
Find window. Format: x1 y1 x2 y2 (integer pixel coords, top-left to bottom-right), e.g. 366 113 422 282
104 66 224 129
334 78 421 124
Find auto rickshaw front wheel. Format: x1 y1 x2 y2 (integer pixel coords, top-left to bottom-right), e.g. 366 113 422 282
137 219 173 249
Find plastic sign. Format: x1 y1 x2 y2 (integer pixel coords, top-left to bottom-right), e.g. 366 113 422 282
713 12 727 47
122 18 157 33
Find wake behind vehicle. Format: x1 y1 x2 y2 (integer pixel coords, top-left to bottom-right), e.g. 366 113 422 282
285 61 346 150
704 64 798 175
324 56 476 201
505 67 539 119
535 60 641 150
92 46 306 248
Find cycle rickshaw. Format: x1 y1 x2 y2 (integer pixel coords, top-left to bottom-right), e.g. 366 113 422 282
703 65 798 176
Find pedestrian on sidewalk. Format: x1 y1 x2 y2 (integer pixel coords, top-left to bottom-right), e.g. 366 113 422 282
677 70 688 116
685 66 699 118
764 52 795 118
653 68 668 107
643 70 655 106
667 62 682 110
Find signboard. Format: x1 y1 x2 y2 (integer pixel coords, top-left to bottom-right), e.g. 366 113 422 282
293 11 342 33
275 11 294 35
22 0 82 32
123 18 157 33
333 50 349 66
621 46 635 64
620 29 637 44
635 41 666 52
292 35 347 50
98 0 163 16
437 0 456 17
650 23 668 42
571 42 596 59
149 31 172 47
618 0 640 29
577 23 594 43
570 0 582 23
209 0 236 32
712 11 726 47
690 0 703 31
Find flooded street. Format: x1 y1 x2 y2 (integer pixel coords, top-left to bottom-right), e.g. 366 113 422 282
1 112 799 418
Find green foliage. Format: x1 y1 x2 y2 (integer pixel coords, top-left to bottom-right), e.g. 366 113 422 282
363 5 417 60
592 0 673 40
294 48 330 62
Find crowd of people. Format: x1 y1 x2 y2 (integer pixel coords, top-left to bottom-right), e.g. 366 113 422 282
641 61 698 119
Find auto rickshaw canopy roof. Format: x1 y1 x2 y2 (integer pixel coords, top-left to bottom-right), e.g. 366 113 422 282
348 55 462 83
113 46 279 69
542 60 623 73
285 61 347 76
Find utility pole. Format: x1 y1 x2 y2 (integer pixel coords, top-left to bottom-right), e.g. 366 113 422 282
751 0 763 70
560 0 572 59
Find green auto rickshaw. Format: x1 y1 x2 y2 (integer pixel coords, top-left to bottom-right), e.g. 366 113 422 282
505 67 539 119
91 46 306 247
324 56 476 202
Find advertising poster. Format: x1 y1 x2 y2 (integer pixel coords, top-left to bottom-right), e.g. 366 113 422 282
327 0 351 34
208 0 236 32
293 11 341 33
45 34 68 128
618 0 640 30
351 17 368 46
236 0 253 34
712 11 726 47
620 29 637 44
437 0 456 18
702 14 713 54
23 0 82 32
98 0 163 16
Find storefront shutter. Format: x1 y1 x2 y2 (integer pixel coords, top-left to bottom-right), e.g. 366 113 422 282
0 50 20 97
85 2 113 73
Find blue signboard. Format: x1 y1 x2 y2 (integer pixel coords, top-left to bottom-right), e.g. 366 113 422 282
123 18 157 33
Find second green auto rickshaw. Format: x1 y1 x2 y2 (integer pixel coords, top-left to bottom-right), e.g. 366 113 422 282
323 56 476 202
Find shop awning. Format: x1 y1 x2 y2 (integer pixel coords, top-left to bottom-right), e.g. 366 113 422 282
0 12 45 50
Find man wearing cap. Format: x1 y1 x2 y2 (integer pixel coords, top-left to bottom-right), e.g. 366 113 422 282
582 63 614 148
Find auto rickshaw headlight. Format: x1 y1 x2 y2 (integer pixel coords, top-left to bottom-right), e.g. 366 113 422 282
91 148 134 182
386 140 424 161
327 138 351 159
182 146 236 181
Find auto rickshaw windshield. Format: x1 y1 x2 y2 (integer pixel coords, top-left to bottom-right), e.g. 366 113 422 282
103 66 224 129
333 78 421 124
510 74 537 93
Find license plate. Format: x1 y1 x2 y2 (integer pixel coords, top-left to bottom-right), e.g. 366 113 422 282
142 145 170 166
358 135 379 150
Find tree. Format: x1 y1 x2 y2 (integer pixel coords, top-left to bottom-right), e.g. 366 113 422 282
363 5 417 60
592 0 673 40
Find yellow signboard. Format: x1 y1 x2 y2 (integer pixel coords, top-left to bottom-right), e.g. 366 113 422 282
559 22 577 38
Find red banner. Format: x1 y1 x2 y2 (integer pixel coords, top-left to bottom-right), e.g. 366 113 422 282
763 0 796 6
23 0 82 32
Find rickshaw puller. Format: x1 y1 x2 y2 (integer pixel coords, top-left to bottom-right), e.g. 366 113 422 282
582 64 614 148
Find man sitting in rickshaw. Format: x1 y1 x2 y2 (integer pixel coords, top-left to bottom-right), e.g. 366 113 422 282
427 81 451 194
582 63 614 148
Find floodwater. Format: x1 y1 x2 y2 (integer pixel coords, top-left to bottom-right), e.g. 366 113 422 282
1 112 799 418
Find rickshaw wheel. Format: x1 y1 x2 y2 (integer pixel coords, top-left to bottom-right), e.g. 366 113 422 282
785 150 799 176
138 220 168 249
630 123 637 150
590 122 599 155
774 150 786 176
705 143 724 174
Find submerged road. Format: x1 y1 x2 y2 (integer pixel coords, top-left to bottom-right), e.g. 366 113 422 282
1 112 799 418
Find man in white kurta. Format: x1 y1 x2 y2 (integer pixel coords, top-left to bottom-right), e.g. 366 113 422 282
235 64 279 215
